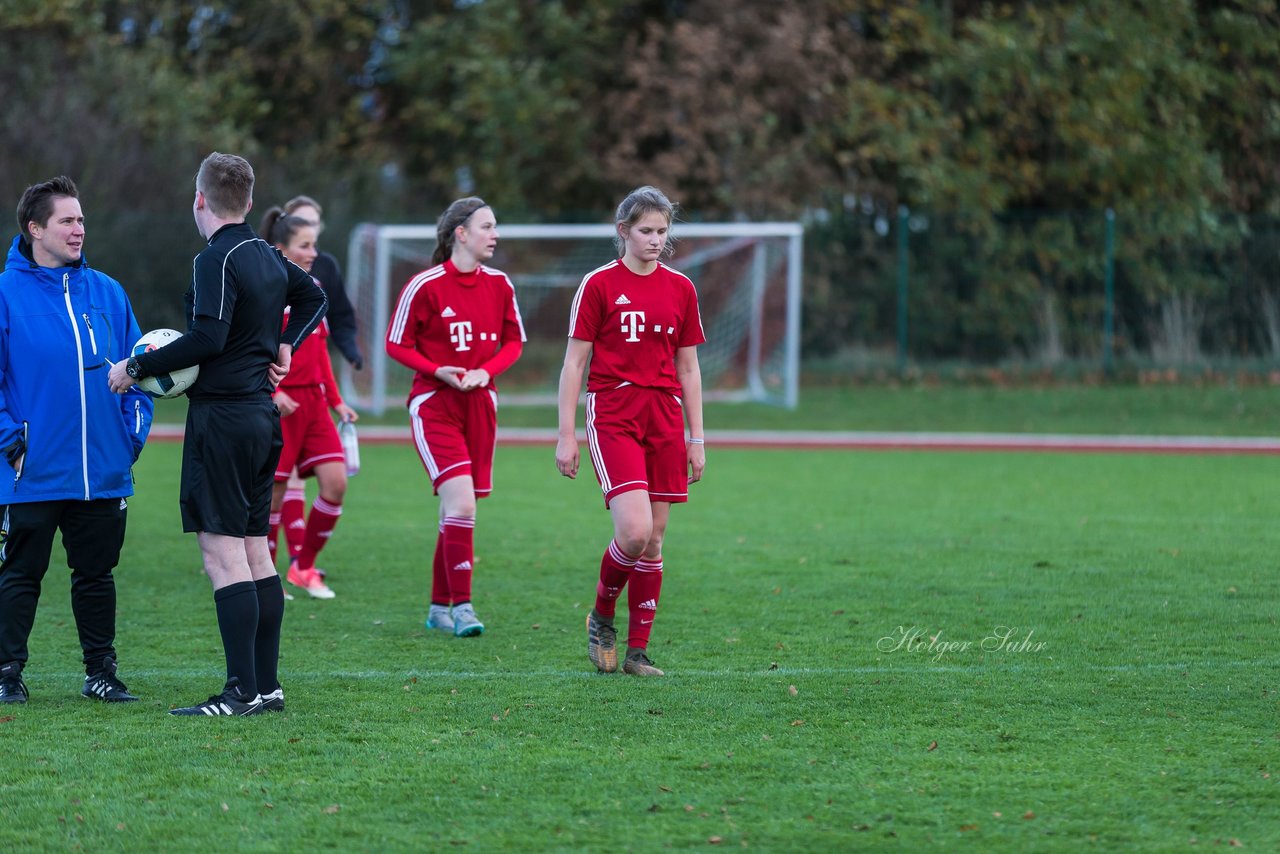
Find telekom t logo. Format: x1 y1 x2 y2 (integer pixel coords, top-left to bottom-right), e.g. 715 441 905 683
620 311 646 342
449 321 474 351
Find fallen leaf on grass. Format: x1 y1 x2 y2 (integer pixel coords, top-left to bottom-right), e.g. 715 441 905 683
323 804 341 815
116 824 125 831
221 803 229 812
685 805 695 812
992 812 1002 818
1023 811 1035 820
959 824 978 832
927 741 938 752
790 720 805 727
788 685 798 696
0 715 13 724
288 737 301 744
531 624 541 630
1229 841 1243 848
659 785 672 792
708 837 723 844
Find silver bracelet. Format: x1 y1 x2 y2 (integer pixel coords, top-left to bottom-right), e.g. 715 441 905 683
687 437 705 445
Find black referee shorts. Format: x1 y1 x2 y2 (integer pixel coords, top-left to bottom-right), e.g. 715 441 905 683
180 397 282 537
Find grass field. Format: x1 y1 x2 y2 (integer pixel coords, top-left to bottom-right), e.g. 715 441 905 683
150 383 1280 436
2 413 1278 850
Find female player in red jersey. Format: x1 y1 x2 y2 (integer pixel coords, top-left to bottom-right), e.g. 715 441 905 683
385 197 526 637
259 209 358 599
555 186 706 677
274 195 364 565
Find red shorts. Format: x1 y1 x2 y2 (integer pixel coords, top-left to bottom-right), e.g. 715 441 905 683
275 386 344 480
585 385 688 508
408 387 498 496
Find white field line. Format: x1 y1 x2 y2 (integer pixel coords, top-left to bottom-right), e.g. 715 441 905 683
144 424 1280 454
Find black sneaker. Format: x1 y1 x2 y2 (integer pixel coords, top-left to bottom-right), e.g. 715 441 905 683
586 610 618 673
0 662 27 704
622 649 665 677
169 678 262 717
82 658 139 702
259 688 285 712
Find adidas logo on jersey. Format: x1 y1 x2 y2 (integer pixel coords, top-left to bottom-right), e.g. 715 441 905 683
615 294 631 305
441 306 457 317
637 598 658 611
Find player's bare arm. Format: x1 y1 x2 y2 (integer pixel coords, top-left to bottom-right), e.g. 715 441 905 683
676 345 705 483
555 338 593 479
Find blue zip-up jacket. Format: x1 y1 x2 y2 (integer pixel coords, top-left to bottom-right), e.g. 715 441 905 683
0 235 154 502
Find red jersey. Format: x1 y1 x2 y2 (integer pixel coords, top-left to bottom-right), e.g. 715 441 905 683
568 260 705 394
280 312 342 407
386 259 526 399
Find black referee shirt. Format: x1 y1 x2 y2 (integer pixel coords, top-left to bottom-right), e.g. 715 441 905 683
183 222 327 399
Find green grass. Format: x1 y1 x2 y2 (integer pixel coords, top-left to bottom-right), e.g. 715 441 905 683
152 382 1280 435
2 441 1278 851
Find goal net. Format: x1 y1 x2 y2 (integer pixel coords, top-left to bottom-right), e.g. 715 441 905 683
342 222 803 414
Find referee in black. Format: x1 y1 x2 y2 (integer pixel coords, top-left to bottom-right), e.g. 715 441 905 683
109 152 326 716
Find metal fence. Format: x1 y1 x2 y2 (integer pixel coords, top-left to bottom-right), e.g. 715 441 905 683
803 207 1280 375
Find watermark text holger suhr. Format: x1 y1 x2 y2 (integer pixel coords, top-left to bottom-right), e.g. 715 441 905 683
877 625 1047 662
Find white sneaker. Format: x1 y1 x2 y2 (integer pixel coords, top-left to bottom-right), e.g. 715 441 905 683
451 603 485 638
426 604 454 632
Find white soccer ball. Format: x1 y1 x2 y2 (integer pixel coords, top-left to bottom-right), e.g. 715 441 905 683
131 328 199 399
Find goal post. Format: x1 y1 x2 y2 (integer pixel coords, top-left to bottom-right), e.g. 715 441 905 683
343 222 803 415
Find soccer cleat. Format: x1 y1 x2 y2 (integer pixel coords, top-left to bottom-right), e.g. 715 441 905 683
169 678 263 717
0 663 28 704
622 650 664 677
451 603 484 638
287 561 335 599
586 611 618 673
425 604 455 632
82 658 138 702
259 688 285 713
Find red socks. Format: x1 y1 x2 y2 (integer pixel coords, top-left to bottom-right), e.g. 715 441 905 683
430 523 449 606
626 557 663 650
443 516 475 603
594 539 640 619
296 495 342 571
281 487 306 559
268 510 282 562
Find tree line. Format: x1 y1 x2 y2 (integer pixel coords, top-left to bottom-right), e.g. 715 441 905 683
2 1 1276 363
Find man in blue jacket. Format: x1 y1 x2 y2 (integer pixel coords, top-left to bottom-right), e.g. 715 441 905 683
0 176 154 704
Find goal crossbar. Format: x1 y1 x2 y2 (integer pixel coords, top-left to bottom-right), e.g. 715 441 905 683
345 222 803 414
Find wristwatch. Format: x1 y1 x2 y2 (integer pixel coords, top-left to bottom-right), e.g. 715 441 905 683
125 357 144 380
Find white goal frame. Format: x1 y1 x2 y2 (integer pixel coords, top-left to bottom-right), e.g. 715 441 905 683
344 222 803 415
